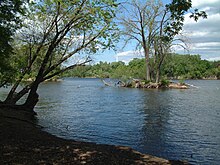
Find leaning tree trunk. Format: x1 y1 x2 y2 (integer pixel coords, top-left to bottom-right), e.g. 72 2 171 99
3 76 25 105
23 40 57 110
22 79 41 110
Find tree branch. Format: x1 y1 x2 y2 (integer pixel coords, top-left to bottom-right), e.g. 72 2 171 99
42 59 92 81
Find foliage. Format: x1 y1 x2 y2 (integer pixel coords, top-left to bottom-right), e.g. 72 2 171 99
63 54 220 80
0 0 26 87
119 0 207 82
162 54 219 79
178 79 185 85
160 79 170 86
1 0 119 110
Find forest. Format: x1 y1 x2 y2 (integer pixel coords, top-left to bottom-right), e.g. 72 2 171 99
63 54 220 80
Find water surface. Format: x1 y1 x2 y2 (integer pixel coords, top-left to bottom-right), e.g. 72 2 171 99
2 78 220 164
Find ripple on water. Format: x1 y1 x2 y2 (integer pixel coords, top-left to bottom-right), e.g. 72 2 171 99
29 79 220 164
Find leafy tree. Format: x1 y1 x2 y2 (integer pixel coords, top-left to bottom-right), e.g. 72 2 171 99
153 0 207 82
128 58 146 79
119 0 163 81
63 54 220 80
1 0 119 111
161 54 219 79
0 0 25 87
119 0 207 83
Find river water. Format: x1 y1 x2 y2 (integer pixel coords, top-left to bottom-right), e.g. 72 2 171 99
1 78 220 164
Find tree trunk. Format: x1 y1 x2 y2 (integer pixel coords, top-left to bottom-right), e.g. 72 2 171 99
155 68 160 84
4 80 23 104
144 48 151 81
23 80 40 110
23 40 56 110
23 91 39 110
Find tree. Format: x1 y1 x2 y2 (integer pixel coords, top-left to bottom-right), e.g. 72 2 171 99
120 0 207 82
0 0 25 87
119 0 162 81
0 0 118 111
152 0 207 83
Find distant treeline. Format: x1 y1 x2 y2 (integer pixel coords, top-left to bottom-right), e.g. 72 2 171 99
63 54 220 80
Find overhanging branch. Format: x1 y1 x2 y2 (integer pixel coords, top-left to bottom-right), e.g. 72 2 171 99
42 59 92 81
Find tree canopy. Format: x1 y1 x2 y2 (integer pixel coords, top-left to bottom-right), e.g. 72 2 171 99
0 0 210 111
119 0 207 82
0 0 119 110
0 0 25 87
63 54 220 80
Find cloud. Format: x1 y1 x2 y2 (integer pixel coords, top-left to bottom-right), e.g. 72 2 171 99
207 57 220 61
116 50 143 63
117 50 144 57
114 1 220 63
181 0 220 60
117 50 136 57
192 0 220 9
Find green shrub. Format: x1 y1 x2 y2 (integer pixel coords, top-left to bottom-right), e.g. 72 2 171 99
141 80 151 84
160 79 170 86
179 79 185 85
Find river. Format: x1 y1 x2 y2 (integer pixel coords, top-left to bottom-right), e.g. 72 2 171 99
1 78 220 164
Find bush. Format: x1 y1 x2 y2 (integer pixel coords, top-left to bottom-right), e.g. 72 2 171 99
179 79 185 85
160 79 170 86
141 80 151 84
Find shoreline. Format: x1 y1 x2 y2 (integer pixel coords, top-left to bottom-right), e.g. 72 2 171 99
62 77 220 80
0 107 189 164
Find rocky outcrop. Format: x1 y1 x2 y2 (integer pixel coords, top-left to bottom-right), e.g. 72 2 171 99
115 79 189 89
168 82 189 89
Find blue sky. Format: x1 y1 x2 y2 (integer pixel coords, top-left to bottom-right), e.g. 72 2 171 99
92 0 220 63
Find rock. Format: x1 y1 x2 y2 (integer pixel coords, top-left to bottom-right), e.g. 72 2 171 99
135 82 141 88
168 83 189 89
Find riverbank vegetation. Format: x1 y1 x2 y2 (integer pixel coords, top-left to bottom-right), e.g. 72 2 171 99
63 54 220 80
0 0 119 111
119 0 207 83
0 0 210 163
0 0 208 112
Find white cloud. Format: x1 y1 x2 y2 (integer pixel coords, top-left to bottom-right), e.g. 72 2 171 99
206 57 220 61
114 1 220 63
192 0 220 8
192 0 219 7
194 42 220 48
116 50 143 63
117 50 136 57
181 0 220 60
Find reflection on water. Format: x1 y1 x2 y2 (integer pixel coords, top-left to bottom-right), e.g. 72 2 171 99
1 78 219 164
140 90 172 158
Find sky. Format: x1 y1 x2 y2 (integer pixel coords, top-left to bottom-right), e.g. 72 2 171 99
93 0 220 63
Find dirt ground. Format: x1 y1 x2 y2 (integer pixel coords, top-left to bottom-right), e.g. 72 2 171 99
0 107 189 165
